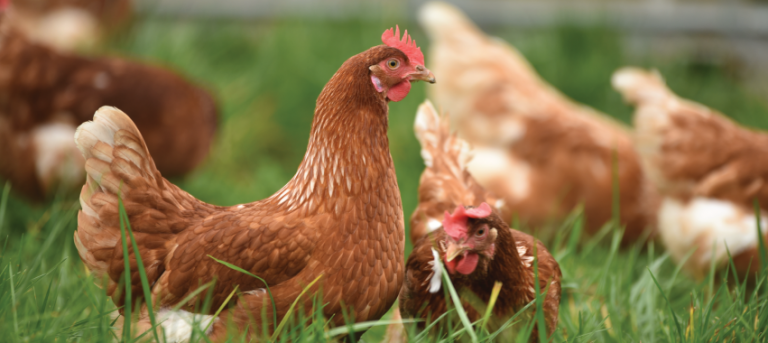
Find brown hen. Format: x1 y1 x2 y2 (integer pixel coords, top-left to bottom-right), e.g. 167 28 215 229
73 27 435 340
0 13 217 200
398 102 561 341
613 67 768 276
418 2 657 243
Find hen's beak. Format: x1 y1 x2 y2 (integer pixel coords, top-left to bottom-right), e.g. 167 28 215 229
445 242 469 262
410 65 436 84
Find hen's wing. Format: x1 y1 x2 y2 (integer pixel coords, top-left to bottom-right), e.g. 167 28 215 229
419 2 656 241
399 231 451 323
74 107 316 311
613 67 768 275
510 229 561 335
410 100 498 242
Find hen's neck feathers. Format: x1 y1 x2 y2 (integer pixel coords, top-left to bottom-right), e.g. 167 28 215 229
267 46 400 215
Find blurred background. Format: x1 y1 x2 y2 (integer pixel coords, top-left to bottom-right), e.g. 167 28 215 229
6 0 768 244
2 0 768 341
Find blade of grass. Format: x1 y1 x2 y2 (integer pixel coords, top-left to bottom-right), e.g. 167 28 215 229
133 281 218 342
34 276 55 334
480 281 503 332
8 263 19 336
0 182 9 237
325 319 421 338
117 199 133 341
271 273 323 340
205 285 239 333
340 301 356 343
440 261 478 343
413 309 455 342
119 198 161 343
611 147 620 225
169 280 216 312
209 255 278 333
566 209 584 256
648 268 683 342
532 241 548 343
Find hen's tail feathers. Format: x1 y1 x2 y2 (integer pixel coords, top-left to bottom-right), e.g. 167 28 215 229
612 67 671 106
411 101 500 241
414 100 472 173
73 106 179 303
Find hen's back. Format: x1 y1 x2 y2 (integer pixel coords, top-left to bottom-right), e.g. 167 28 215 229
419 2 656 242
613 67 768 275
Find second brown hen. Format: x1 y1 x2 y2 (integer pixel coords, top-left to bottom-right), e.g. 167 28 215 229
0 15 217 200
418 2 657 243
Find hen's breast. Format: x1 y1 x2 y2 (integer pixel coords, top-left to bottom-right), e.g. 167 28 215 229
311 164 404 323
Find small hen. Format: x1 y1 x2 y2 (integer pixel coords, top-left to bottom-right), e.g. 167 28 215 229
0 11 217 201
418 2 656 243
410 100 500 242
74 27 435 340
399 101 561 341
613 67 768 276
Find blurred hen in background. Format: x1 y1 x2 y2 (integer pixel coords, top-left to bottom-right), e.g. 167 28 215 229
419 2 658 243
8 0 131 51
614 67 768 277
0 1 218 201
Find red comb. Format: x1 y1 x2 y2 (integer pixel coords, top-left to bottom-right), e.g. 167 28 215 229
382 25 425 66
443 203 493 240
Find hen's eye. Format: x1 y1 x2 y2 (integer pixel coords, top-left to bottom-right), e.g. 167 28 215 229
476 229 485 236
387 59 400 69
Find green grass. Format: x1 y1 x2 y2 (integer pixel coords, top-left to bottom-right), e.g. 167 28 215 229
2 15 768 342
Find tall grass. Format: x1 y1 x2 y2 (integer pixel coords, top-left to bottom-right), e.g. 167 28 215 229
1 15 768 342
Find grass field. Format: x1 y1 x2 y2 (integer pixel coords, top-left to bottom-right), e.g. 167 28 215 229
2 14 768 342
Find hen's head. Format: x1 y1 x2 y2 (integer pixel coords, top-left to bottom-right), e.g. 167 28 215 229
442 202 500 276
368 26 435 102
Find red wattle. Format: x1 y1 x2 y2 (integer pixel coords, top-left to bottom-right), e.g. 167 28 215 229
456 252 479 275
387 80 411 102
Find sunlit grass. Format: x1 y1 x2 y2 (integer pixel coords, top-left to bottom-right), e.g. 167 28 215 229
1 15 768 342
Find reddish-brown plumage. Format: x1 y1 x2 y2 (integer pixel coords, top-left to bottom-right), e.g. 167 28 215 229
614 67 768 276
400 212 561 341
0 17 217 200
399 102 560 341
419 3 657 245
409 101 499 243
73 34 434 340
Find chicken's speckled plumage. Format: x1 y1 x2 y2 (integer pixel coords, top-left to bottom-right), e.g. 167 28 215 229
73 44 430 340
